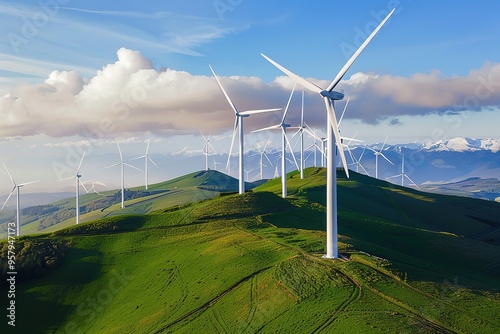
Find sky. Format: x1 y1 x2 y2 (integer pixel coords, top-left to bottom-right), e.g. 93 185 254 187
0 0 500 192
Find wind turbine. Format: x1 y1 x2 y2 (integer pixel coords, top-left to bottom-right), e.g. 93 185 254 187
1 163 39 236
261 8 395 258
250 140 273 180
290 90 323 179
368 137 394 179
200 132 216 171
386 153 420 189
349 147 370 175
105 140 141 209
211 158 222 171
252 85 299 198
209 65 281 194
58 152 88 224
131 138 158 190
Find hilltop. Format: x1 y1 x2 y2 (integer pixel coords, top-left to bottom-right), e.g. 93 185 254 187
1 168 499 333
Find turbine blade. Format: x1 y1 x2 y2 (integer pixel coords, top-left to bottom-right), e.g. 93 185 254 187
261 53 323 94
3 162 15 186
79 179 89 193
359 163 370 176
104 162 121 169
284 130 300 171
263 140 270 151
251 124 281 133
338 97 350 126
327 8 395 91
130 155 146 161
290 127 302 141
340 136 363 143
209 65 239 115
281 83 296 124
226 117 238 170
124 163 142 172
76 151 86 175
263 152 273 166
1 190 15 210
57 176 75 181
380 136 388 152
304 124 322 142
18 180 39 187
146 138 151 154
386 174 402 180
115 139 123 161
359 147 367 160
239 108 281 116
380 152 394 165
325 98 349 177
405 175 420 189
148 156 159 168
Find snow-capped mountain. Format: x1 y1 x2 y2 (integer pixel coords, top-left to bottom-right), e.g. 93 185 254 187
422 137 500 153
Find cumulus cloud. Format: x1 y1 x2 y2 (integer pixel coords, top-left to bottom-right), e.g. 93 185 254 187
339 63 500 122
1 48 499 138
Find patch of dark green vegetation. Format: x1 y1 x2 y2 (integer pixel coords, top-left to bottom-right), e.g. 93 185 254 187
0 237 70 286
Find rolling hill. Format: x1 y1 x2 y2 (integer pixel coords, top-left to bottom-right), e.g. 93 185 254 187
1 168 499 333
0 170 258 239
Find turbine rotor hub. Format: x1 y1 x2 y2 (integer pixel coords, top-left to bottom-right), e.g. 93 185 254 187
320 90 344 101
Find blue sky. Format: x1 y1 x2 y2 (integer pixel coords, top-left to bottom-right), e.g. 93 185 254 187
0 0 500 191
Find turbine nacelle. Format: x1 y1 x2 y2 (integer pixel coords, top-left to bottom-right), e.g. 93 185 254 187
320 90 344 101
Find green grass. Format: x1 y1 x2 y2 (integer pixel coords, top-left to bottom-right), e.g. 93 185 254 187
1 167 500 333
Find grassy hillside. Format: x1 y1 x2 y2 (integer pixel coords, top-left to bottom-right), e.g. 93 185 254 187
0 170 254 239
1 168 499 333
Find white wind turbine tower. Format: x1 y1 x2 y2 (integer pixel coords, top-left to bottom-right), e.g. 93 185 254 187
253 85 300 198
131 138 158 190
58 152 88 225
386 153 420 189
261 8 395 258
1 163 39 236
106 140 141 208
209 65 281 194
200 132 217 171
368 137 394 179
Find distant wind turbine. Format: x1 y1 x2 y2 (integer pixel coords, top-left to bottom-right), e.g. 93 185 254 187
200 132 216 171
261 8 395 258
368 137 394 179
58 152 88 224
105 140 141 209
290 90 322 179
131 138 158 190
209 65 281 194
349 147 370 175
1 163 39 236
386 153 420 189
252 84 299 198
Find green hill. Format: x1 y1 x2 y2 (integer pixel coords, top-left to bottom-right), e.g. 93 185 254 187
0 170 255 239
1 168 499 333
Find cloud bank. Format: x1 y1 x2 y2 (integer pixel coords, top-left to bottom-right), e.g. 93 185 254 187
1 48 499 138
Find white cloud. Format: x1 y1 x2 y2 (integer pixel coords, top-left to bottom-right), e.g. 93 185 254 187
1 48 500 139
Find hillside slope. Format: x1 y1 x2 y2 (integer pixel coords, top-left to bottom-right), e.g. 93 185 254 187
1 168 499 333
0 170 254 239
